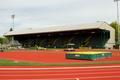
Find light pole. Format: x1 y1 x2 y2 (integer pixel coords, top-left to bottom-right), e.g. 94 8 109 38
114 0 120 47
11 14 15 31
11 14 15 46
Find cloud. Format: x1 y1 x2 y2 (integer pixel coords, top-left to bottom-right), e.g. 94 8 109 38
0 0 117 36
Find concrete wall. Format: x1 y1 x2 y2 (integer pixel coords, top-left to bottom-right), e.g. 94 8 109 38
100 23 115 49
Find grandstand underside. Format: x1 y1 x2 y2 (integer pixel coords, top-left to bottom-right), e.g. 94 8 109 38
13 29 110 49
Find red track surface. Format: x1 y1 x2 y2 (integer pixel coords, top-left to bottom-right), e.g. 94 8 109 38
0 65 120 80
0 50 120 80
0 49 120 63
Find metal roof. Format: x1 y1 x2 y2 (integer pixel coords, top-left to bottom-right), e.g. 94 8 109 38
4 22 113 36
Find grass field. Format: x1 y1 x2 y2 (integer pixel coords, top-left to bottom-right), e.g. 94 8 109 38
0 59 120 66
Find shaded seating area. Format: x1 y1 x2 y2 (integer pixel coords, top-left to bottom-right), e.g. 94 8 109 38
15 29 110 49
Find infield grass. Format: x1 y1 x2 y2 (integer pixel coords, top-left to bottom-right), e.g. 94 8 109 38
0 59 120 66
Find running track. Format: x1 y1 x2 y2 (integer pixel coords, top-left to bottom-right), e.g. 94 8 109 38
0 65 120 80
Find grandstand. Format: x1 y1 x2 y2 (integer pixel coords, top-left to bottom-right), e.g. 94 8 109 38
4 22 115 49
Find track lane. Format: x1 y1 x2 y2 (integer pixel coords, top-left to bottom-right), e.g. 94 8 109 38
0 65 120 80
0 68 120 74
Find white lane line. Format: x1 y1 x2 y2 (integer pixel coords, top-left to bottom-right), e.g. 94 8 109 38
0 65 120 70
1 76 119 80
75 78 79 80
1 76 120 80
0 78 79 80
0 71 120 76
79 76 120 79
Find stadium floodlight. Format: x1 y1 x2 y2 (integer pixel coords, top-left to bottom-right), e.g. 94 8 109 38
11 14 15 46
11 14 15 31
114 0 120 46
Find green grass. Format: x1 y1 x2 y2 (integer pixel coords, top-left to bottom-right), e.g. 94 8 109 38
0 59 120 66
0 59 44 66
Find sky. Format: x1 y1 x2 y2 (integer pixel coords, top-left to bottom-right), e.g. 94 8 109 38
0 0 118 36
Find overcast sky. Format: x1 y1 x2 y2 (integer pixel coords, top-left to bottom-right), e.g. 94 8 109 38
0 0 118 36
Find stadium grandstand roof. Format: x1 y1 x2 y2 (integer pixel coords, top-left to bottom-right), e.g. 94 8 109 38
4 22 113 36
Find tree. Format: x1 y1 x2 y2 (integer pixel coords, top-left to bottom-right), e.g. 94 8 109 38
110 21 120 44
0 37 8 44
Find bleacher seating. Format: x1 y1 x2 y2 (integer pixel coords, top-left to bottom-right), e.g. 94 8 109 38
17 31 110 49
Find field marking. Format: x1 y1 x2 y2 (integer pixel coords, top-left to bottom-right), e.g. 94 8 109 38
1 76 120 80
0 65 120 70
79 75 120 79
0 76 120 80
0 78 79 80
0 67 119 72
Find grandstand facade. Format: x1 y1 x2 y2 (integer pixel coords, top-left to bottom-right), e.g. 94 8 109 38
4 22 115 49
